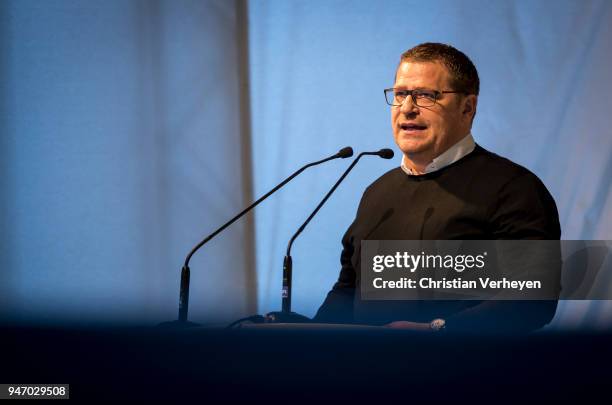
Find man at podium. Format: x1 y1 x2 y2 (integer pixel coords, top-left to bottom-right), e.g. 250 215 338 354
314 43 561 333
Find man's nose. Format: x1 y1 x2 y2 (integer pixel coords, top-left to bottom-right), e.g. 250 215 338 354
400 95 419 115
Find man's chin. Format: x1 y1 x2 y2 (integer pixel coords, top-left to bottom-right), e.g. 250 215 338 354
396 141 431 157
395 134 432 152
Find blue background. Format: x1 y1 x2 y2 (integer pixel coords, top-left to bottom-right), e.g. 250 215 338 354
1 0 611 329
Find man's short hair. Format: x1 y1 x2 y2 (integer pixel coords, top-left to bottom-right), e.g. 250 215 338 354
399 43 480 96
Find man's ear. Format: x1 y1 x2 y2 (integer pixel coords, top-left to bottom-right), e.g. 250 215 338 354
463 95 478 121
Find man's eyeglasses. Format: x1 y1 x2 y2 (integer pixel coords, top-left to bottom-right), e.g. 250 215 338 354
383 88 465 108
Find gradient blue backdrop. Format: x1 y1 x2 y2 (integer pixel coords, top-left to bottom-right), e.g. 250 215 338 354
2 0 611 329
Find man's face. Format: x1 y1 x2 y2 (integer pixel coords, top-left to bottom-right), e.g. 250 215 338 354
391 61 475 163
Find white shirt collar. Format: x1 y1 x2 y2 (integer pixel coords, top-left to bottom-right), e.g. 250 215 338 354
401 132 476 176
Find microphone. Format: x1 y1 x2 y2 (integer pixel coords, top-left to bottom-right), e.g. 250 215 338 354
265 148 394 323
336 146 354 158
376 149 394 159
166 147 353 327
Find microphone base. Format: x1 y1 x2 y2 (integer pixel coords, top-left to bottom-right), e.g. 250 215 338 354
264 311 312 323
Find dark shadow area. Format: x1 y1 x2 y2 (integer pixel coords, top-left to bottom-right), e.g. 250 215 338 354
1 324 611 401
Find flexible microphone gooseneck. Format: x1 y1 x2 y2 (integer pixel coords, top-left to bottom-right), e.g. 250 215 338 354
264 148 394 323
172 147 353 326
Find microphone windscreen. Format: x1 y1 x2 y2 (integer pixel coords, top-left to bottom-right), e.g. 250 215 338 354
337 146 354 158
378 148 394 159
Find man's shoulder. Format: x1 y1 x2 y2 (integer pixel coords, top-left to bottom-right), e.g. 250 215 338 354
470 144 550 191
471 146 560 238
471 144 531 175
371 166 405 183
362 166 405 195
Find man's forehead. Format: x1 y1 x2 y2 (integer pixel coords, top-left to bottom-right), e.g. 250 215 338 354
394 61 451 86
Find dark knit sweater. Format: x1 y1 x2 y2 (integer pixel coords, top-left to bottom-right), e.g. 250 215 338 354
314 144 561 333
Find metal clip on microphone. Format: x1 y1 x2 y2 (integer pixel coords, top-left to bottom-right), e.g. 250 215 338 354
265 148 394 324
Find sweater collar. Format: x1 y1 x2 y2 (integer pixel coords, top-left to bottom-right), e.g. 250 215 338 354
401 132 476 176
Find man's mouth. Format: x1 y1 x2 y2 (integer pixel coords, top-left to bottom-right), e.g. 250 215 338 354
399 123 428 132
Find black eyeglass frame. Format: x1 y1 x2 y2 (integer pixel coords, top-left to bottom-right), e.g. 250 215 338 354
383 88 467 107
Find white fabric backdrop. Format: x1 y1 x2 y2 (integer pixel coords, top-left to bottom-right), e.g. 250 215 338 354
0 0 255 325
248 0 612 329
